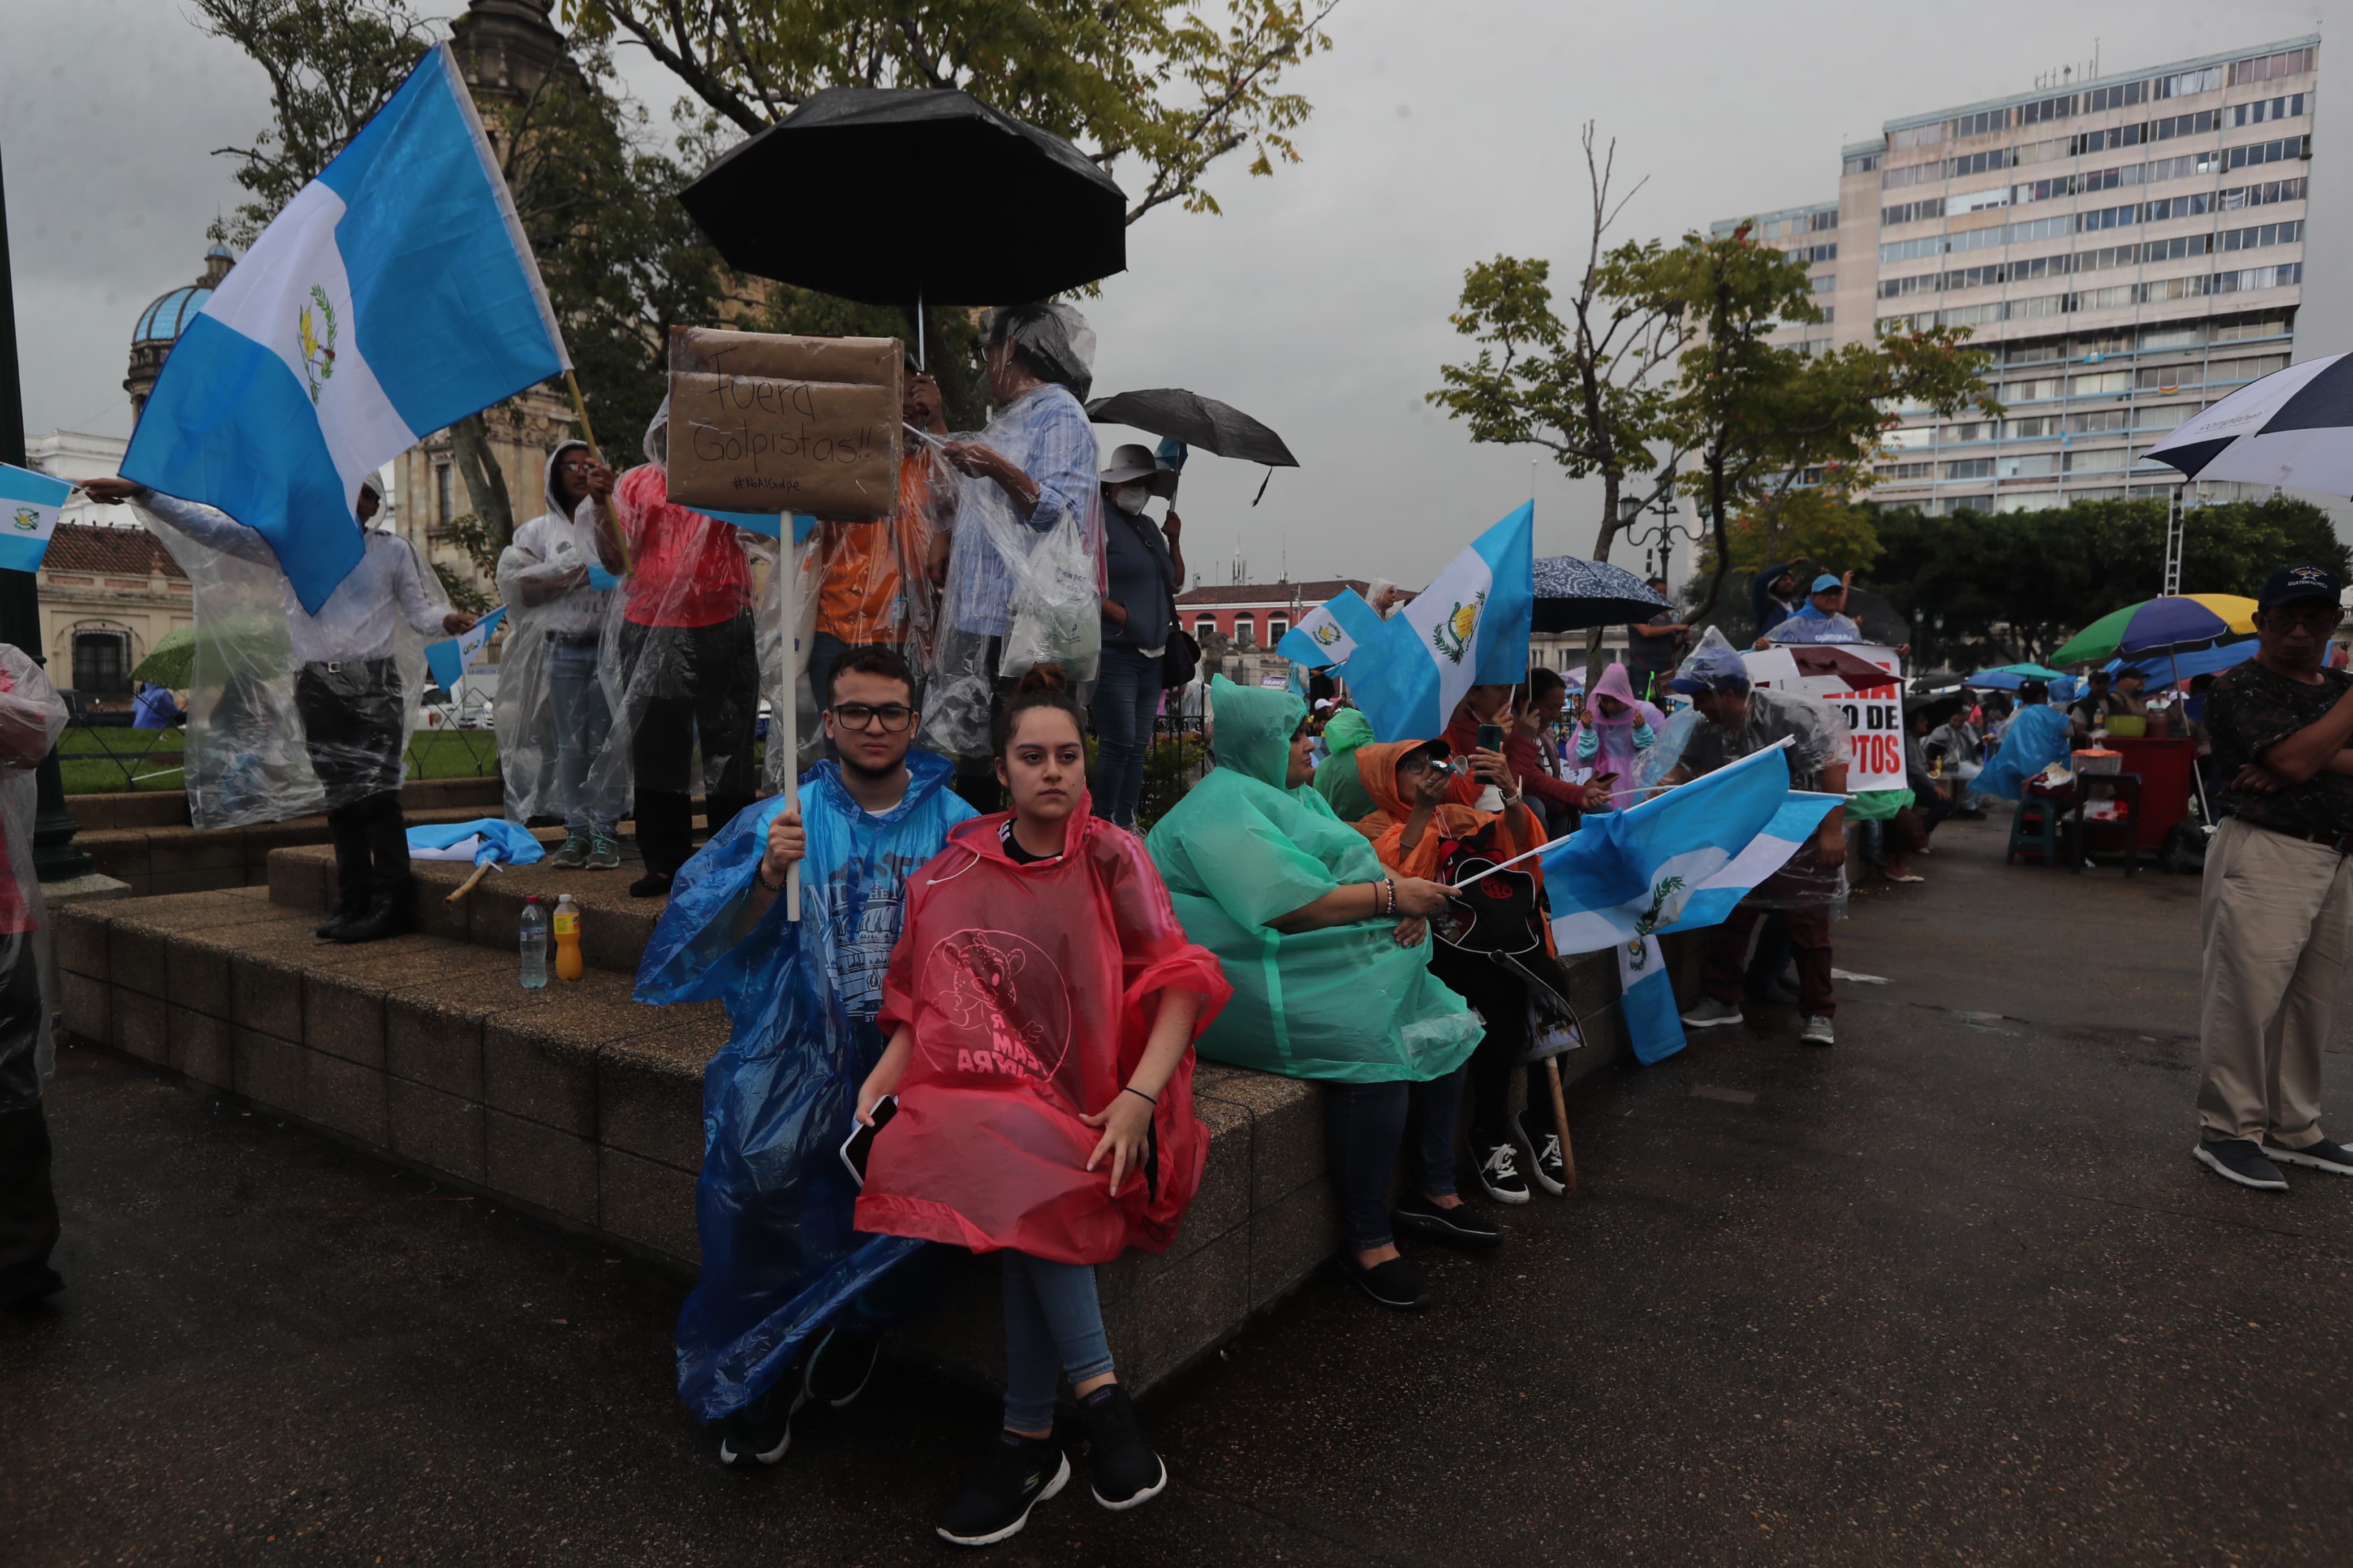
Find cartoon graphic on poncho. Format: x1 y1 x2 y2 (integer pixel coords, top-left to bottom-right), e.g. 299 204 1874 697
925 928 1071 1079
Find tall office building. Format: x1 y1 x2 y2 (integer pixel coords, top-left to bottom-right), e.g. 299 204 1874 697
1715 36 2317 515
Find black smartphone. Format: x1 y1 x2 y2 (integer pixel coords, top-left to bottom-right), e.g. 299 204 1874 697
1477 722 1505 754
839 1095 899 1186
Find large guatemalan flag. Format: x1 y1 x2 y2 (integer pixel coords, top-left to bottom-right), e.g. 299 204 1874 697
122 44 567 614
1533 743 1839 954
1345 502 1533 742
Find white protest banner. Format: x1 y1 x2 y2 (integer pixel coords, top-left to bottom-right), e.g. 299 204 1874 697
1748 643 1906 792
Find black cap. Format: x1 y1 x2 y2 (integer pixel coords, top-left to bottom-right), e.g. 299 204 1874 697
2259 564 2343 607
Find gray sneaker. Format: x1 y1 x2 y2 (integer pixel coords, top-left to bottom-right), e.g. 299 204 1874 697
1798 1014 1835 1047
545 833 589 870
1680 995 1744 1029
585 831 621 871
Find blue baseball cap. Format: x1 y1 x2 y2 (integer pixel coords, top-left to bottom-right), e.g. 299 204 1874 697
1810 573 1841 593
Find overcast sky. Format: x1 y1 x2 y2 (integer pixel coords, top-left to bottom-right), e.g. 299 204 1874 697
6 0 2343 588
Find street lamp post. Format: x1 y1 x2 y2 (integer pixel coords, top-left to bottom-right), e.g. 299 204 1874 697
1616 468 1706 586
0 146 95 882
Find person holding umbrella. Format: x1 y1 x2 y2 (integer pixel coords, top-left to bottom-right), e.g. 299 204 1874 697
1091 443 1183 828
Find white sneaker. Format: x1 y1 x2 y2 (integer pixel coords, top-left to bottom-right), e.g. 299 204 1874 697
1799 1014 1835 1047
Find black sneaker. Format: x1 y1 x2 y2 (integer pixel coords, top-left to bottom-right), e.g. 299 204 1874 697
714 1381 803 1468
1512 1109 1568 1197
2264 1135 2353 1177
2194 1137 2289 1191
936 1432 1070 1547
802 1325 881 1409
1391 1191 1502 1250
628 869 674 899
1078 1383 1167 1510
1336 1251 1429 1310
1472 1138 1531 1204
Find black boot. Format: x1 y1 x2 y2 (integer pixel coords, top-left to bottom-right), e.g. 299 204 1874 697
333 878 416 944
316 809 373 939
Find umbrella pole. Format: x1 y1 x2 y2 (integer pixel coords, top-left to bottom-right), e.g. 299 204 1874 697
783 550 802 922
2171 647 2214 828
915 287 925 372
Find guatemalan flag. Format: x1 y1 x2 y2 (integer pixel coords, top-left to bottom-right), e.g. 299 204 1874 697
1276 586 1384 671
122 44 568 614
424 604 505 694
1346 502 1533 742
1535 743 1840 954
0 464 71 573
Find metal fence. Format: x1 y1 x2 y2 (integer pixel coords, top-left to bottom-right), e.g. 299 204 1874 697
52 705 502 796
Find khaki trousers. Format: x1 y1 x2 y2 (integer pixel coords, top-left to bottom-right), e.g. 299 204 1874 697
2197 816 2353 1146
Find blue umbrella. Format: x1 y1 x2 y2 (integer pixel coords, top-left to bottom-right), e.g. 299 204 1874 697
2106 640 2255 692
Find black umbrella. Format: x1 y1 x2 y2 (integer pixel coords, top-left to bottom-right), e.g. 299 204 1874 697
1531 555 1669 633
680 88 1126 311
1085 388 1299 468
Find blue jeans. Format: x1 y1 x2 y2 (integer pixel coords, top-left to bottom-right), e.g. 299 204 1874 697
547 639 618 836
1001 1251 1115 1433
1322 1069 1468 1252
1090 642 1161 827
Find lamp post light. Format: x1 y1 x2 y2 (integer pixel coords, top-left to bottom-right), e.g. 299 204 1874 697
1617 468 1706 586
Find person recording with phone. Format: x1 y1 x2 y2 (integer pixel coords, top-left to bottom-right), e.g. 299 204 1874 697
637 646 976 1472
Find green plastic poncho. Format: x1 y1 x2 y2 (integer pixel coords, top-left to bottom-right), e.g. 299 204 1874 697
1147 678 1480 1085
1311 707 1377 824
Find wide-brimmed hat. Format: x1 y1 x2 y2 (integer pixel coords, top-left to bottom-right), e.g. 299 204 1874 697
1099 442 1179 498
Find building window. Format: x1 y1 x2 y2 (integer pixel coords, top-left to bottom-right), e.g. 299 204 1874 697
72 630 129 696
1194 616 1216 641
1232 615 1255 647
2230 47 2316 87
1269 616 1290 643
435 461 455 526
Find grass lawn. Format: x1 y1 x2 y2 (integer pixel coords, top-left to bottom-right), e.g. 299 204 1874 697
55 727 502 796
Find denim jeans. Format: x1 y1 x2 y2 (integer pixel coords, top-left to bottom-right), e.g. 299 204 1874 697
1001 1251 1115 1432
548 638 618 836
1322 1070 1468 1252
1090 642 1161 827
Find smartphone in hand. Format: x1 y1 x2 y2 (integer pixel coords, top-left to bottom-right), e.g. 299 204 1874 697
1476 722 1506 754
840 1095 899 1186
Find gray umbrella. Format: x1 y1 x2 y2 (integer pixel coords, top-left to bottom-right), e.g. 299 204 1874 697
1085 389 1299 467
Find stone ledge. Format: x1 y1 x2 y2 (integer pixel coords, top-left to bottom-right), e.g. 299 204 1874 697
82 801 516 899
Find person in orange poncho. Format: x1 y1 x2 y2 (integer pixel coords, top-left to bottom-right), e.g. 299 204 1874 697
1355 727 1570 1202
853 669 1230 1547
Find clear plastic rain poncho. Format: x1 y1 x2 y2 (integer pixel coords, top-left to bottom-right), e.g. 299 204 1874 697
811 438 959 676
644 749 975 1424
134 491 448 827
1146 677 1483 1085
1671 629 1852 911
856 799 1230 1264
584 403 787 857
920 307 1105 762
0 646 68 1114
494 440 625 832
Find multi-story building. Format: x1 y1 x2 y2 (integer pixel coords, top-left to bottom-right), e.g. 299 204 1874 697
1717 36 2317 515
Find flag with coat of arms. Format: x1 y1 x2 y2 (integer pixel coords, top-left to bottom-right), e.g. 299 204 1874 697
1275 586 1385 672
0 464 71 574
1344 502 1533 742
424 605 505 694
122 43 569 615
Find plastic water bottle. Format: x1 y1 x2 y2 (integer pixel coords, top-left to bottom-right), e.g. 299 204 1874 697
519 896 549 990
553 893 583 983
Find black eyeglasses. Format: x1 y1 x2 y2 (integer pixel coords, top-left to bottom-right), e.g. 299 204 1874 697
830 701 916 732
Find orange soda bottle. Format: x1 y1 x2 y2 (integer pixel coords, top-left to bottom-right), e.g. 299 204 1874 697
553 892 584 982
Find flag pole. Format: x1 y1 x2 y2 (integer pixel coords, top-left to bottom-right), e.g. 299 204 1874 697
563 368 632 574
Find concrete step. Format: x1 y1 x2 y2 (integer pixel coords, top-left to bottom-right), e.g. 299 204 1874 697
83 802 529 899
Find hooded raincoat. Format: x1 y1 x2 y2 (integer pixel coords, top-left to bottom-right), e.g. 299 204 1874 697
1147 679 1481 1085
854 802 1230 1264
1570 664 1666 811
646 749 975 1423
1351 738 1547 879
1309 707 1378 823
495 441 623 833
1976 701 2072 799
0 647 69 1115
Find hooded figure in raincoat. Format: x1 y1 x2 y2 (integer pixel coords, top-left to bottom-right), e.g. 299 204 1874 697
1568 663 1665 812
642 744 976 1434
496 440 624 865
1309 706 1378 824
1147 679 1480 1084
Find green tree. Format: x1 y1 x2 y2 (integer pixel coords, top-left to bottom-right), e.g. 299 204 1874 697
559 0 1341 224
1703 489 1882 580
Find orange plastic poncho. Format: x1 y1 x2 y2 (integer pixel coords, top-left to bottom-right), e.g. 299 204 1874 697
855 805 1233 1264
1352 739 1548 881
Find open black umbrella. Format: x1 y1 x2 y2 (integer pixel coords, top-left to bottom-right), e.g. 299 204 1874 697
680 88 1126 310
1085 389 1298 468
1531 555 1669 633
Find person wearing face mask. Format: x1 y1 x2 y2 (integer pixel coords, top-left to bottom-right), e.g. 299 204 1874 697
1091 444 1184 829
81 474 475 942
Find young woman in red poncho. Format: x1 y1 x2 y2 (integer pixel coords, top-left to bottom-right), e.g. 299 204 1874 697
853 669 1230 1549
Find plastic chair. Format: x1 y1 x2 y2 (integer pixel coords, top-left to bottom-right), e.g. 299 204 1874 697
2006 793 2072 866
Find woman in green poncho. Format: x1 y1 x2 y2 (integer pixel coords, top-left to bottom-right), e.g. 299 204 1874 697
1147 677 1489 1311
1311 706 1377 823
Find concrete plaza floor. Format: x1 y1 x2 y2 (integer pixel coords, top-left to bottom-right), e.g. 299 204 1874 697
5 814 2350 1565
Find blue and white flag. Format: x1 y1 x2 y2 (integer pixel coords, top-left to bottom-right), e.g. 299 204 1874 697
424 605 503 693
1536 744 1839 953
1615 934 1687 1065
0 464 71 573
407 817 545 867
1276 587 1384 671
1346 502 1533 742
122 43 568 615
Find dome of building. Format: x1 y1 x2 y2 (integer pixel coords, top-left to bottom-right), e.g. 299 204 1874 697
132 244 233 347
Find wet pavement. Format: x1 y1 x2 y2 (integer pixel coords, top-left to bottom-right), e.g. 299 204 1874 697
6 814 2351 1565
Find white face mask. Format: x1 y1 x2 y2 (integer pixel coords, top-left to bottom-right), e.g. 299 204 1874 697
1114 483 1150 514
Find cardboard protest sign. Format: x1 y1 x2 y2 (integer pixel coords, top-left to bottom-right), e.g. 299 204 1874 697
664 327 902 519
1746 643 1906 792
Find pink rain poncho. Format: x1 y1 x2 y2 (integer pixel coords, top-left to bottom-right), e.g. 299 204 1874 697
1570 664 1666 811
855 804 1232 1264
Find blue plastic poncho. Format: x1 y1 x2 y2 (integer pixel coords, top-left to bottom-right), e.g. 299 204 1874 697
1147 677 1479 1085
1976 702 2072 800
642 749 975 1424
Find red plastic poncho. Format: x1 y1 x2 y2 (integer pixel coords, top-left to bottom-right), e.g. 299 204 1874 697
855 807 1232 1264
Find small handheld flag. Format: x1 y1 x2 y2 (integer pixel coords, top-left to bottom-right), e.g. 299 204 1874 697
424 604 503 693
0 464 71 574
1277 588 1384 671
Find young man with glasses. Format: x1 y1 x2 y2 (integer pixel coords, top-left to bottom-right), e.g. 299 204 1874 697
2193 565 2353 1190
641 644 976 1466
